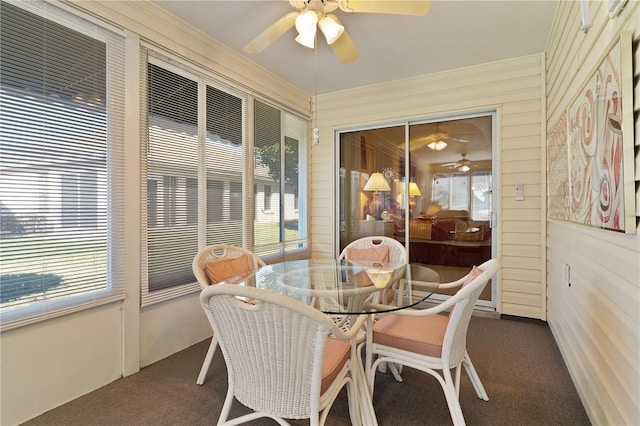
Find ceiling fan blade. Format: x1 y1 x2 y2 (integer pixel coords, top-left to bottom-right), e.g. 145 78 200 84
243 11 299 54
444 136 470 143
331 29 359 63
339 0 432 16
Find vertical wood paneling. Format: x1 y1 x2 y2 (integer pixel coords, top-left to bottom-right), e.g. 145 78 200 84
545 1 640 424
312 54 546 318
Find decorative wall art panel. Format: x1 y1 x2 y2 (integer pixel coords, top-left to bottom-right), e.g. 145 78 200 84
547 113 570 221
556 31 635 233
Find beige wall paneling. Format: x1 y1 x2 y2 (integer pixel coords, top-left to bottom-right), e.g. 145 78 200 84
1 306 123 425
71 1 310 115
313 54 546 318
545 1 640 424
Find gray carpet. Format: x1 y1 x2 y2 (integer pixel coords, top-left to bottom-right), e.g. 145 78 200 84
22 316 590 425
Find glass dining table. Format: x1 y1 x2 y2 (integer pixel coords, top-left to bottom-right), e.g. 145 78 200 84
248 259 440 314
233 258 440 425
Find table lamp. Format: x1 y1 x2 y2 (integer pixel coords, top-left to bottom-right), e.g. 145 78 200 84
363 172 391 193
363 172 391 220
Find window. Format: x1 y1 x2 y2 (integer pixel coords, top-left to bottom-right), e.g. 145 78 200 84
0 1 126 330
471 172 492 221
142 54 308 305
207 180 223 222
253 101 307 259
264 186 272 211
144 61 202 297
432 172 491 220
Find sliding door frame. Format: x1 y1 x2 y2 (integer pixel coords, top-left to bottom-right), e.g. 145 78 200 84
334 109 499 310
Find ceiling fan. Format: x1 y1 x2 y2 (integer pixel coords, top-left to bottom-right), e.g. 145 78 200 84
412 124 471 151
243 0 432 64
442 153 472 171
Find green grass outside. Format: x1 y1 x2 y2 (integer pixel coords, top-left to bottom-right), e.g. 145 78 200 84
0 234 107 306
254 220 299 245
1 220 298 305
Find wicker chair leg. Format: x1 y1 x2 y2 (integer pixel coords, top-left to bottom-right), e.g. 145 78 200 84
462 352 489 401
441 367 466 426
387 362 403 382
196 336 218 385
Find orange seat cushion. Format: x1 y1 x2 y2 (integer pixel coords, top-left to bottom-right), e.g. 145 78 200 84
345 246 390 263
321 337 351 394
205 255 250 285
372 312 449 358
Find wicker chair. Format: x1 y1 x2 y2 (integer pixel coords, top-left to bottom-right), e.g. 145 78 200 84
338 236 408 308
192 244 266 385
338 236 409 379
364 258 500 426
338 236 408 266
200 283 365 426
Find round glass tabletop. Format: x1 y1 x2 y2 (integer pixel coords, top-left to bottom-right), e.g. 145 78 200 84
246 259 440 315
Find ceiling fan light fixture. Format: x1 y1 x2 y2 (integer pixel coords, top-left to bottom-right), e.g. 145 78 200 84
458 164 471 172
295 10 318 48
427 140 447 151
319 14 344 44
295 31 316 48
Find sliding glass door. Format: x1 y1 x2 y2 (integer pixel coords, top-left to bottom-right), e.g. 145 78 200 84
338 114 495 307
338 125 405 246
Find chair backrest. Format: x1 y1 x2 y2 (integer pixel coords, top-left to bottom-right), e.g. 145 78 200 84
338 236 408 267
443 258 500 366
200 284 340 418
192 244 266 288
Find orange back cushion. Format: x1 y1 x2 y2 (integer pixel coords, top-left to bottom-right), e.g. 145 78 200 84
449 265 484 317
345 246 390 263
462 265 484 288
205 254 250 285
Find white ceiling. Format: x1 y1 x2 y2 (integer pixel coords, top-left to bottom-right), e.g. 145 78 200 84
152 0 559 95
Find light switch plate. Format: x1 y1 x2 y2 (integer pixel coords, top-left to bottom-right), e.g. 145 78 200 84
515 183 524 201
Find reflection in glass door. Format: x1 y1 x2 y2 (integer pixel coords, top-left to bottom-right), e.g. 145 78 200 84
338 126 406 250
338 114 495 308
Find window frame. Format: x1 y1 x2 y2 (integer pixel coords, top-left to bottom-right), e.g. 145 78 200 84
140 49 309 306
431 170 492 221
0 0 127 331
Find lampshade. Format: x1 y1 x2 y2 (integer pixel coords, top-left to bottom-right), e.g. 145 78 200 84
399 179 421 196
458 164 470 172
409 182 421 196
295 10 318 48
427 140 447 151
295 31 316 48
363 172 391 193
318 14 344 44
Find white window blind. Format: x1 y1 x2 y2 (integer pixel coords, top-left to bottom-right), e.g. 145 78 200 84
144 60 200 297
254 100 308 260
204 85 245 246
142 53 250 305
0 1 126 330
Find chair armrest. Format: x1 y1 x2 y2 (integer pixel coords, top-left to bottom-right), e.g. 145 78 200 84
366 259 500 317
365 298 457 316
435 276 466 290
330 314 368 342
